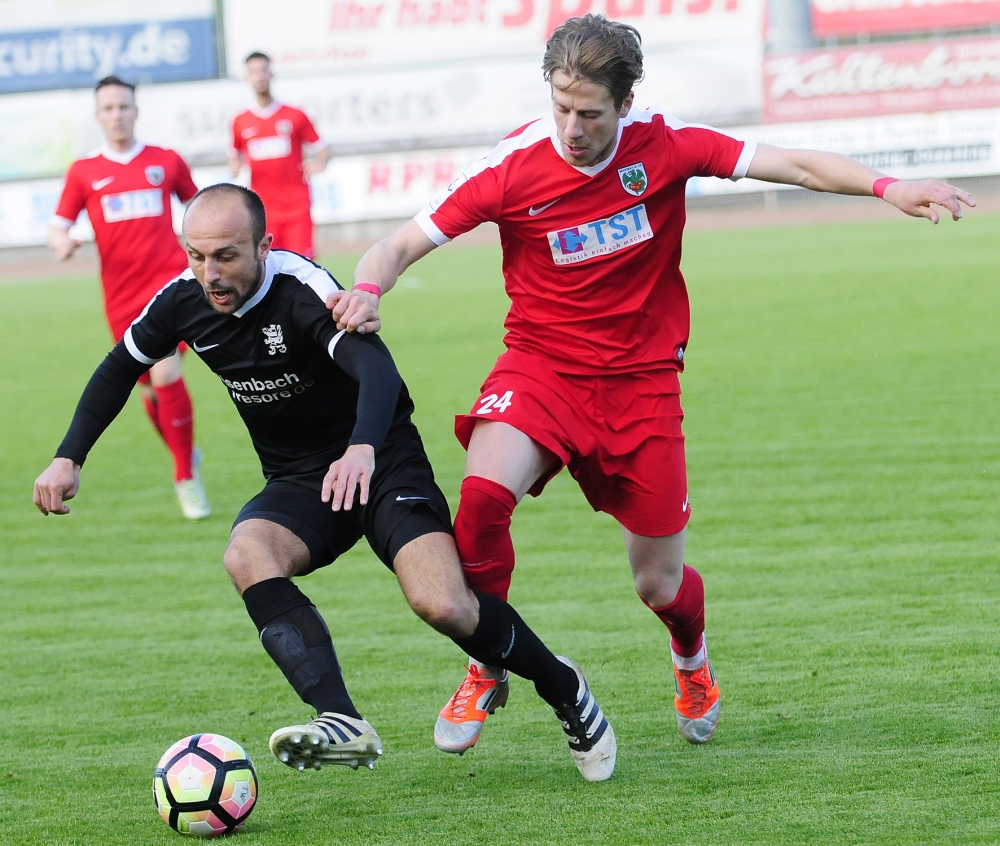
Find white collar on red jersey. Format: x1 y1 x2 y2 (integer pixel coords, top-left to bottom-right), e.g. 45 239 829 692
248 100 283 120
98 141 146 165
233 253 277 318
547 114 625 178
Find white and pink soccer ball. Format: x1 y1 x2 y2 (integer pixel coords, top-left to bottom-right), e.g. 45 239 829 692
153 734 258 837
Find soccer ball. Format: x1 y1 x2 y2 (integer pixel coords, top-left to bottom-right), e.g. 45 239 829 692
152 734 258 837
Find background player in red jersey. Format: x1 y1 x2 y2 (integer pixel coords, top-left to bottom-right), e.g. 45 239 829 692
228 51 329 259
331 16 975 756
48 76 210 520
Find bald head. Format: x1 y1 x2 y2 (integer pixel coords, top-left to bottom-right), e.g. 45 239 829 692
183 185 271 314
184 183 267 245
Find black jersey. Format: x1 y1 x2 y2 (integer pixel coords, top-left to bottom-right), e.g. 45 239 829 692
60 250 414 479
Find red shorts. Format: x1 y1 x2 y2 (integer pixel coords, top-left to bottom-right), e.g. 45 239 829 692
268 210 314 258
455 349 690 537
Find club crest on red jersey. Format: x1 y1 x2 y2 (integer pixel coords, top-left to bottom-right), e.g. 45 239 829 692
276 119 293 136
145 165 165 186
618 163 647 197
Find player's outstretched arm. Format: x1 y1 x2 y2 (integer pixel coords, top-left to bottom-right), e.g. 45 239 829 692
33 458 81 515
746 143 976 223
327 219 438 333
47 224 81 261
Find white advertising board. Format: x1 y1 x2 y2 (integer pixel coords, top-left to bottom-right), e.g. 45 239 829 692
223 0 763 74
689 108 1000 196
4 109 995 249
0 42 761 181
0 0 214 29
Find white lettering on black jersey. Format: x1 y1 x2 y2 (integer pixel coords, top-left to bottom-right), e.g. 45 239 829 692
123 251 414 478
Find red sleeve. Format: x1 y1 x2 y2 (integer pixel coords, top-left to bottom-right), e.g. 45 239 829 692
666 124 746 180
171 152 198 203
231 116 246 154
418 157 504 243
54 162 87 224
297 110 320 145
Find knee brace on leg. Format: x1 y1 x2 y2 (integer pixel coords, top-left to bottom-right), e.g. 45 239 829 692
455 476 517 601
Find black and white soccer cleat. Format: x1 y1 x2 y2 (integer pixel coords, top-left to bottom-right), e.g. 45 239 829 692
269 712 383 772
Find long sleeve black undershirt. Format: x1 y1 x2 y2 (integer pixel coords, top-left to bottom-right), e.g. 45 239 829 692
55 333 403 470
55 343 148 466
330 332 403 453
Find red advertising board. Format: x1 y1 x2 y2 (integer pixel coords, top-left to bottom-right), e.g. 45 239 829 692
810 0 1000 38
764 38 1000 121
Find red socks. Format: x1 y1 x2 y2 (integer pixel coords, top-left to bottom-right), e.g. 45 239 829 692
643 564 706 659
152 379 195 482
454 476 518 601
141 393 164 438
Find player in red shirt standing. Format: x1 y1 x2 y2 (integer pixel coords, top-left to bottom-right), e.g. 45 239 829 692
228 52 329 259
48 76 210 520
331 16 975 758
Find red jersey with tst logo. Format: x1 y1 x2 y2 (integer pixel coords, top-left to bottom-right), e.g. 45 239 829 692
231 102 320 220
415 109 756 375
53 143 197 336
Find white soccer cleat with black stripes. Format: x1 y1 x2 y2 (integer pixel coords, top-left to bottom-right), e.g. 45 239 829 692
269 713 383 772
553 657 616 782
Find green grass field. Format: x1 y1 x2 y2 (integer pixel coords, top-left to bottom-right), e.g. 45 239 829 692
1 213 998 845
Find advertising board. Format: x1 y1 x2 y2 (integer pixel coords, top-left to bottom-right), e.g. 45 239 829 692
764 38 1000 122
689 107 1000 196
809 0 1000 38
0 40 762 182
0 0 218 93
222 0 762 75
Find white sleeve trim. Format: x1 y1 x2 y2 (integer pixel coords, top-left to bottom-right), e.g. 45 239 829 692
123 327 162 365
731 140 758 181
50 215 74 229
414 208 450 246
327 329 347 359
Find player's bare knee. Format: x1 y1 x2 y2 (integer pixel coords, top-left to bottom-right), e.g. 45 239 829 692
410 588 474 636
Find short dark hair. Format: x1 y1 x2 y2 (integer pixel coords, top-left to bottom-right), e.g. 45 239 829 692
186 183 268 247
245 51 271 64
542 15 644 109
95 75 136 96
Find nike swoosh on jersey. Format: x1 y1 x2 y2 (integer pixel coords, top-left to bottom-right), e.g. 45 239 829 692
192 341 220 353
241 128 259 138
528 199 560 216
395 495 429 502
92 177 115 190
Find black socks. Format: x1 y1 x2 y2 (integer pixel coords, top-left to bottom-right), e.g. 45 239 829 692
242 578 361 719
453 590 579 708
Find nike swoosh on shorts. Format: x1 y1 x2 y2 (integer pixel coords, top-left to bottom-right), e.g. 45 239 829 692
192 341 220 352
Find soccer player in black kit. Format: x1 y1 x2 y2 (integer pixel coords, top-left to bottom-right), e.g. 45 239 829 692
32 184 616 782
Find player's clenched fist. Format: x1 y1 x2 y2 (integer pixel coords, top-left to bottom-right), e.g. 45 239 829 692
321 443 375 512
33 457 81 515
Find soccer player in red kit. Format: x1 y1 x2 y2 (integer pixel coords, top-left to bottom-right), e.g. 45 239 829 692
48 75 210 520
331 16 975 756
228 52 329 258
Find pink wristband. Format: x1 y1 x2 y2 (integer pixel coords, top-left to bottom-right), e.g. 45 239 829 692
352 283 381 298
873 177 898 199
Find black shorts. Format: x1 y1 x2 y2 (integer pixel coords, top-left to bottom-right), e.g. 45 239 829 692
233 425 452 572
